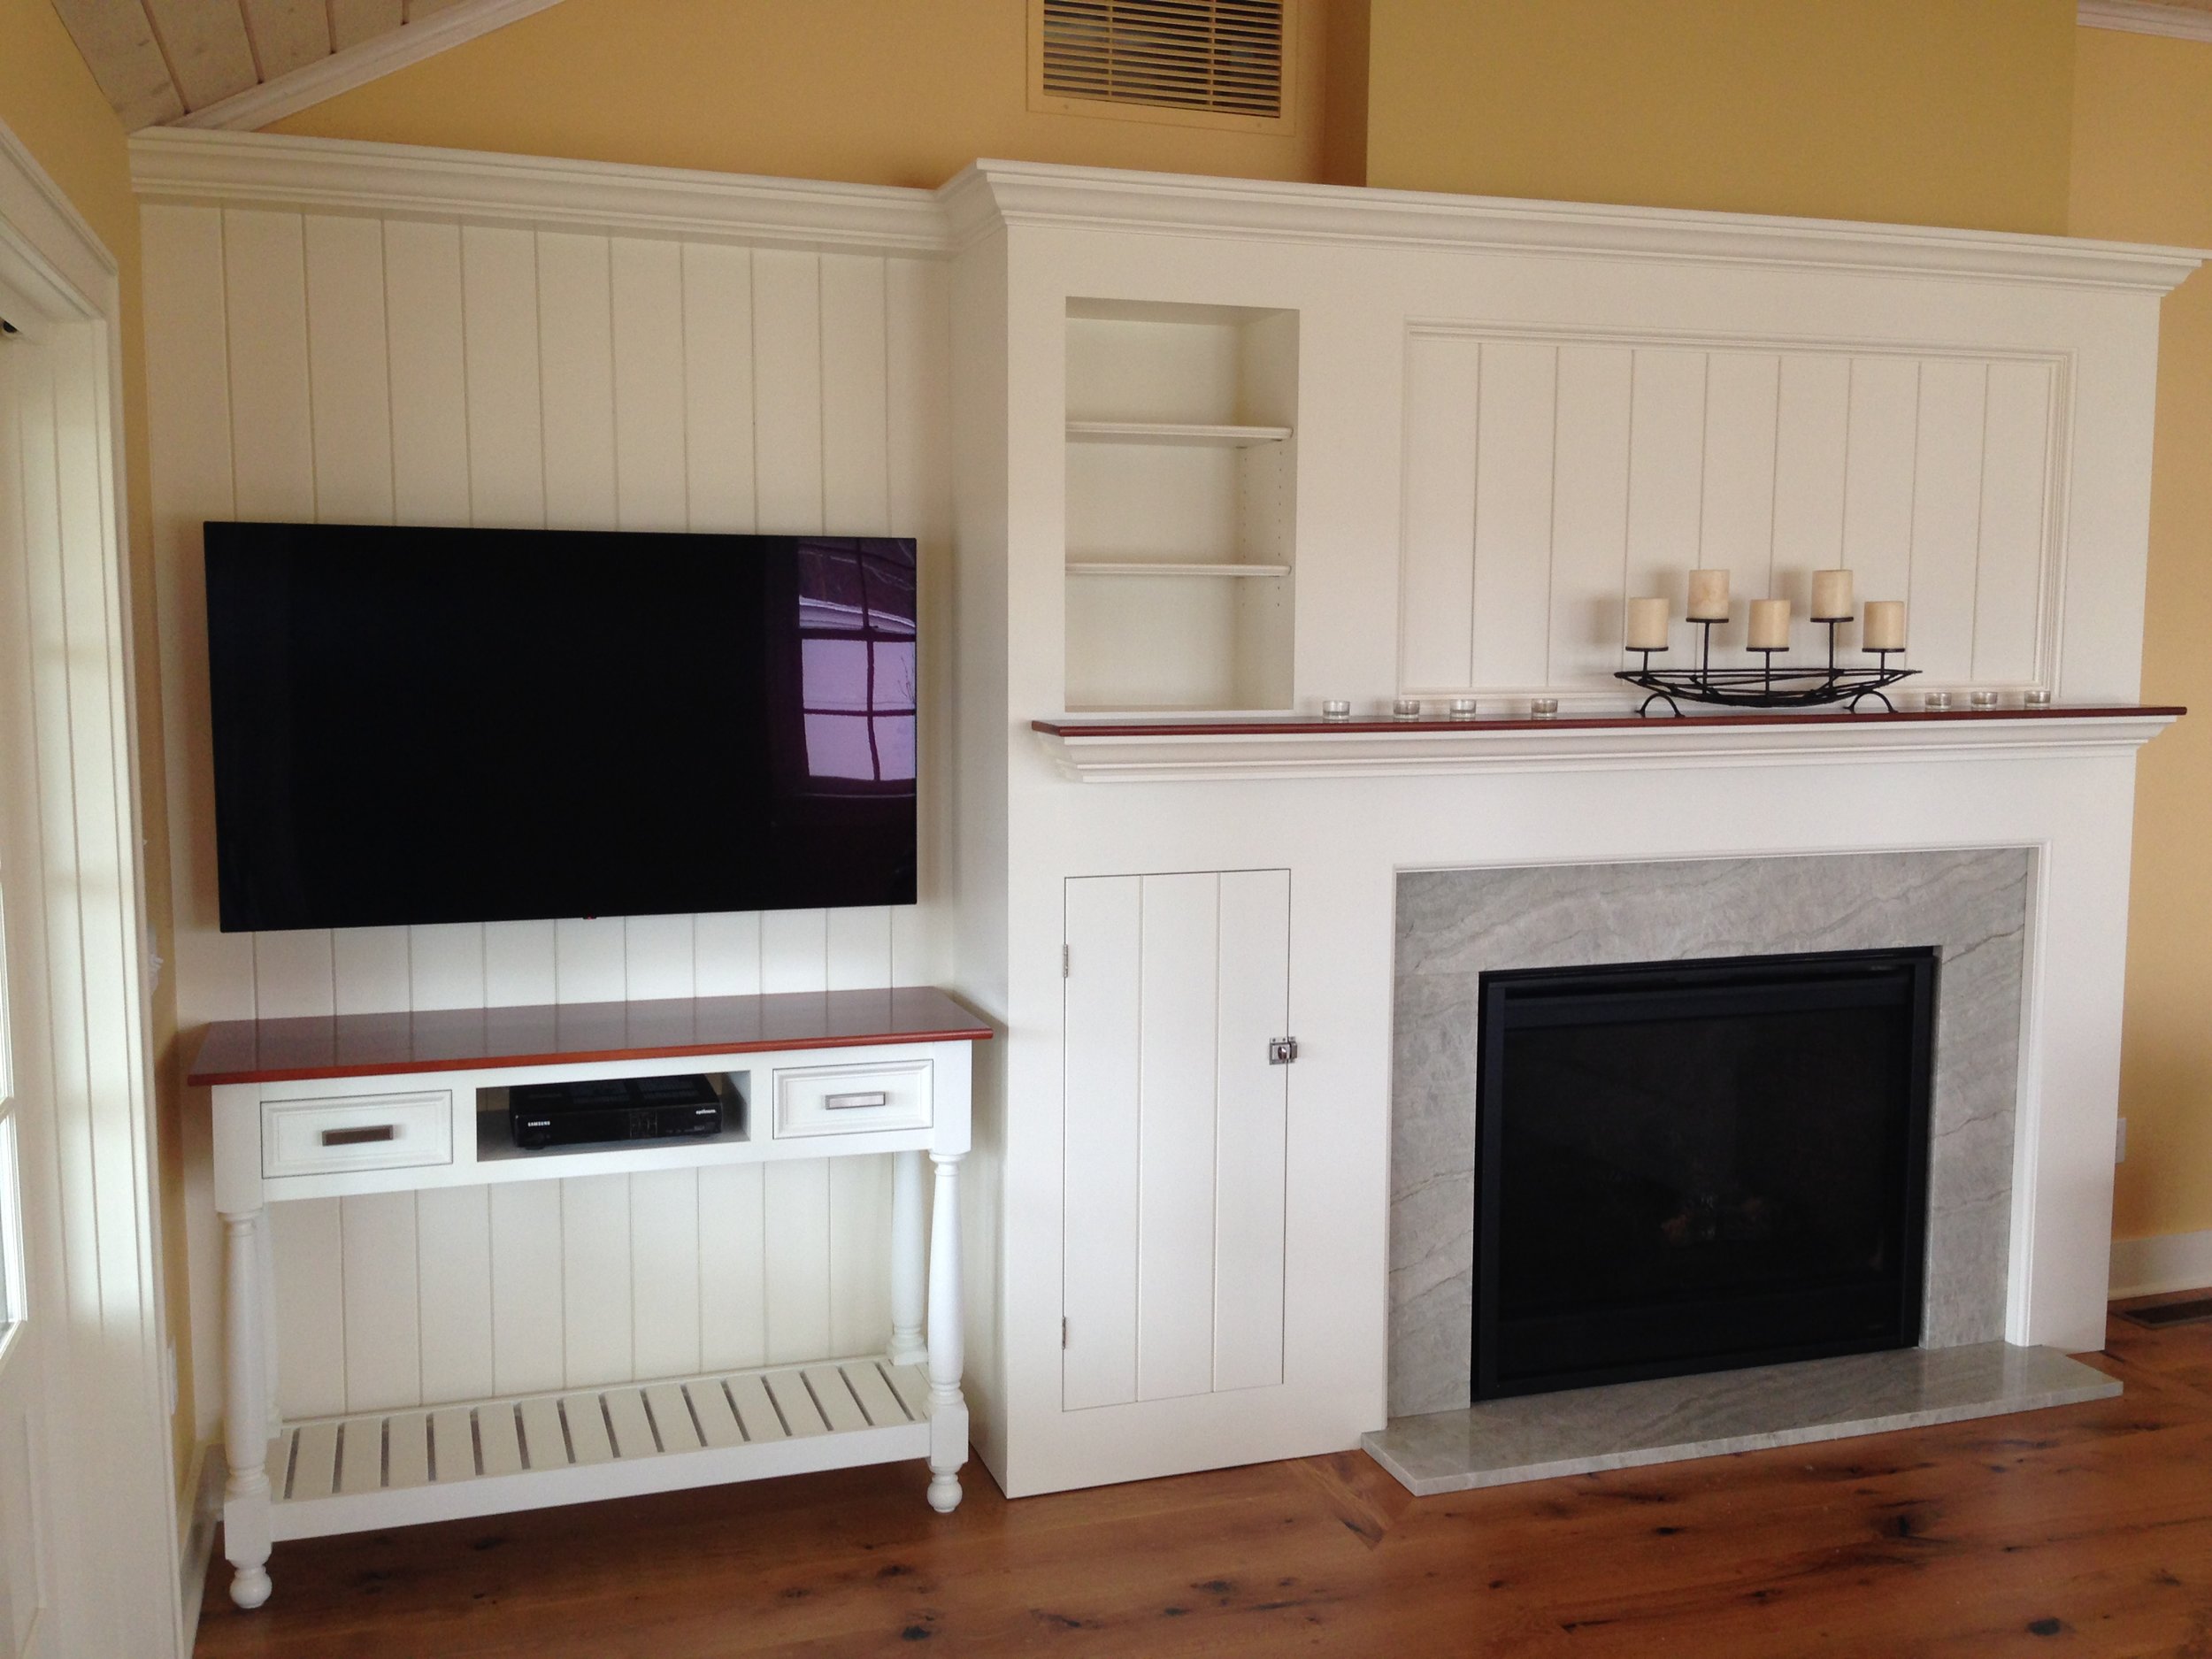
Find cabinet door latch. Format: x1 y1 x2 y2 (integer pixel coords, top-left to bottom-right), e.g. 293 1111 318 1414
1269 1037 1299 1065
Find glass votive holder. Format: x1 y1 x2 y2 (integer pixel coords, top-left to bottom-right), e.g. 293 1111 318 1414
1530 697 1559 720
1321 699 1352 722
1970 689 1999 711
1923 690 1952 711
2023 687 2052 709
1448 697 1479 720
1391 696 1423 721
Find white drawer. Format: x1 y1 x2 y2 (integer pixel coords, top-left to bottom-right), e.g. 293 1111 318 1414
263 1091 453 1179
773 1059 933 1139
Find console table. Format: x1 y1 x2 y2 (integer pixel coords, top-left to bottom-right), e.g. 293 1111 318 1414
188 987 991 1611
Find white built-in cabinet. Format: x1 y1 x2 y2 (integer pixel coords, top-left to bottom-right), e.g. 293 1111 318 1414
1061 870 1291 1410
1064 303 1298 711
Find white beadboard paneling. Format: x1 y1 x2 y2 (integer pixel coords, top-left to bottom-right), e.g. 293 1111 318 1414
826 907 892 992
561 1175 633 1386
460 224 545 529
408 922 486 1011
415 1186 493 1404
1061 885 1142 1402
1908 361 1989 685
340 1192 420 1411
752 249 826 534
1698 350 1780 651
271 1198 346 1417
488 1181 563 1396
253 929 334 1019
536 231 618 531
1469 341 1555 688
1136 872 1218 1403
1624 348 1709 651
697 1163 768 1371
622 913 695 1002
611 236 688 532
1974 360 2056 685
629 1170 702 1379
820 254 891 534
680 242 757 534
1769 351 1852 627
764 1160 832 1363
1839 357 1920 644
694 911 764 998
383 219 472 526
761 909 829 994
1398 333 1479 690
826 1155 892 1356
484 918 557 1007
1548 344 1635 683
1212 870 1288 1393
302 214 395 526
332 926 410 1015
223 209 316 521
556 917 626 1003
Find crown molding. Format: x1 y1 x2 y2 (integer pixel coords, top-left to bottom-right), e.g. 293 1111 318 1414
0 120 119 322
127 130 947 257
128 132 2205 295
170 0 569 133
2078 0 2212 44
952 160 2206 294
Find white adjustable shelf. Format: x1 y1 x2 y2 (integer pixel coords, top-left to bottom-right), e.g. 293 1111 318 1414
266 1354 933 1540
1064 419 1291 448
1066 560 1293 579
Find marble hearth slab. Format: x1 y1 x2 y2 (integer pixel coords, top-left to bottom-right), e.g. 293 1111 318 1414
1363 1343 2117 1496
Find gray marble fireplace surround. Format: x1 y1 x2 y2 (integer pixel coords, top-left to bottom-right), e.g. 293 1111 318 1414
1388 849 2034 1425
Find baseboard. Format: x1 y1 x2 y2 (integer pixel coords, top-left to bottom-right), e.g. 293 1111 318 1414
178 1441 223 1650
2109 1229 2212 1300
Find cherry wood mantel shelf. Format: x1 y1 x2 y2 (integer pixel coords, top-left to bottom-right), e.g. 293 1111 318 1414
188 985 993 1087
1031 704 2187 782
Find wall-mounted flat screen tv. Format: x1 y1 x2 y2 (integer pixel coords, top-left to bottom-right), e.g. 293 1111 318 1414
204 523 918 933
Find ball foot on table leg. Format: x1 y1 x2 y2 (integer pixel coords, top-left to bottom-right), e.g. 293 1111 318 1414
927 1471 964 1514
229 1564 272 1610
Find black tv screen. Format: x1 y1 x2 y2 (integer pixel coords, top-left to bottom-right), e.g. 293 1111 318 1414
204 523 918 933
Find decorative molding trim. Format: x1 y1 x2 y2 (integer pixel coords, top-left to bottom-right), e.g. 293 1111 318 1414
0 119 119 319
951 160 2205 294
2078 0 2212 45
131 131 2205 295
2109 1228 2212 1299
170 0 570 133
176 1442 223 1642
1032 712 2183 784
127 129 947 257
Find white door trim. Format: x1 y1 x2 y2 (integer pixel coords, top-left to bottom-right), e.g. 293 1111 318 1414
0 118 181 1659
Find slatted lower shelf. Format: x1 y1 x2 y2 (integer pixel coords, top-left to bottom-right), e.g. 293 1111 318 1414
263 1356 933 1540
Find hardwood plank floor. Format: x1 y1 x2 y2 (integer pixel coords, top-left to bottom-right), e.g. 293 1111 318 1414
195 1304 2212 1657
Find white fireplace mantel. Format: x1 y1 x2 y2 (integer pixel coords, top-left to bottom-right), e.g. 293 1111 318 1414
1032 707 2183 783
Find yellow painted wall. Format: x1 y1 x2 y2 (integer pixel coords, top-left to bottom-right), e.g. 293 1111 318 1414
270 0 1331 188
0 0 188 1517
2070 28 2212 1246
1365 0 2077 234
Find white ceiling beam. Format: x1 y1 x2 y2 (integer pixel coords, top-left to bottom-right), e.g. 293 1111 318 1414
2078 0 2212 43
169 0 567 131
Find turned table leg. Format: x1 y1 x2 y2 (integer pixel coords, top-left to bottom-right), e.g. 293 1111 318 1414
222 1208 274 1609
888 1149 928 1365
925 1152 967 1513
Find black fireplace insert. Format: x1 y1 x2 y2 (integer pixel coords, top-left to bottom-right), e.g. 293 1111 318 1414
1473 948 1937 1400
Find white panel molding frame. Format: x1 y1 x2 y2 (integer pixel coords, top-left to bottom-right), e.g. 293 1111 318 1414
132 135 2208 292
2078 1 2212 45
171 0 572 133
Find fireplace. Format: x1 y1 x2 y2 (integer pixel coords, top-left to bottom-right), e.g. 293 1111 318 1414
1473 949 1937 1399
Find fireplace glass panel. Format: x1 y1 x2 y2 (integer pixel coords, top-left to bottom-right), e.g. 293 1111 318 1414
1474 949 1936 1399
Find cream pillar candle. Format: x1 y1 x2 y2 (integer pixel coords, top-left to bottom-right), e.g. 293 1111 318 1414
1686 569 1731 621
1624 596 1671 651
1747 597 1791 650
1811 568 1854 620
1863 599 1907 650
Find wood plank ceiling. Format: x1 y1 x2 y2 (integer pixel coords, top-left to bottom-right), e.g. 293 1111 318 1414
50 0 471 129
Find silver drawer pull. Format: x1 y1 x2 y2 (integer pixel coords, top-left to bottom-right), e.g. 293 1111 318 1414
322 1124 397 1147
824 1091 890 1110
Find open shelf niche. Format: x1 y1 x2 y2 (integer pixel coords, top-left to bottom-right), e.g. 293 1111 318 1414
1064 299 1298 712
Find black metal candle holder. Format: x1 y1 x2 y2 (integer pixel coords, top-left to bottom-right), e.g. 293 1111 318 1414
1616 614 1915 716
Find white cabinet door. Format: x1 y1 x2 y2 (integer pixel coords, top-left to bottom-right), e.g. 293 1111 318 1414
1062 870 1290 1409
